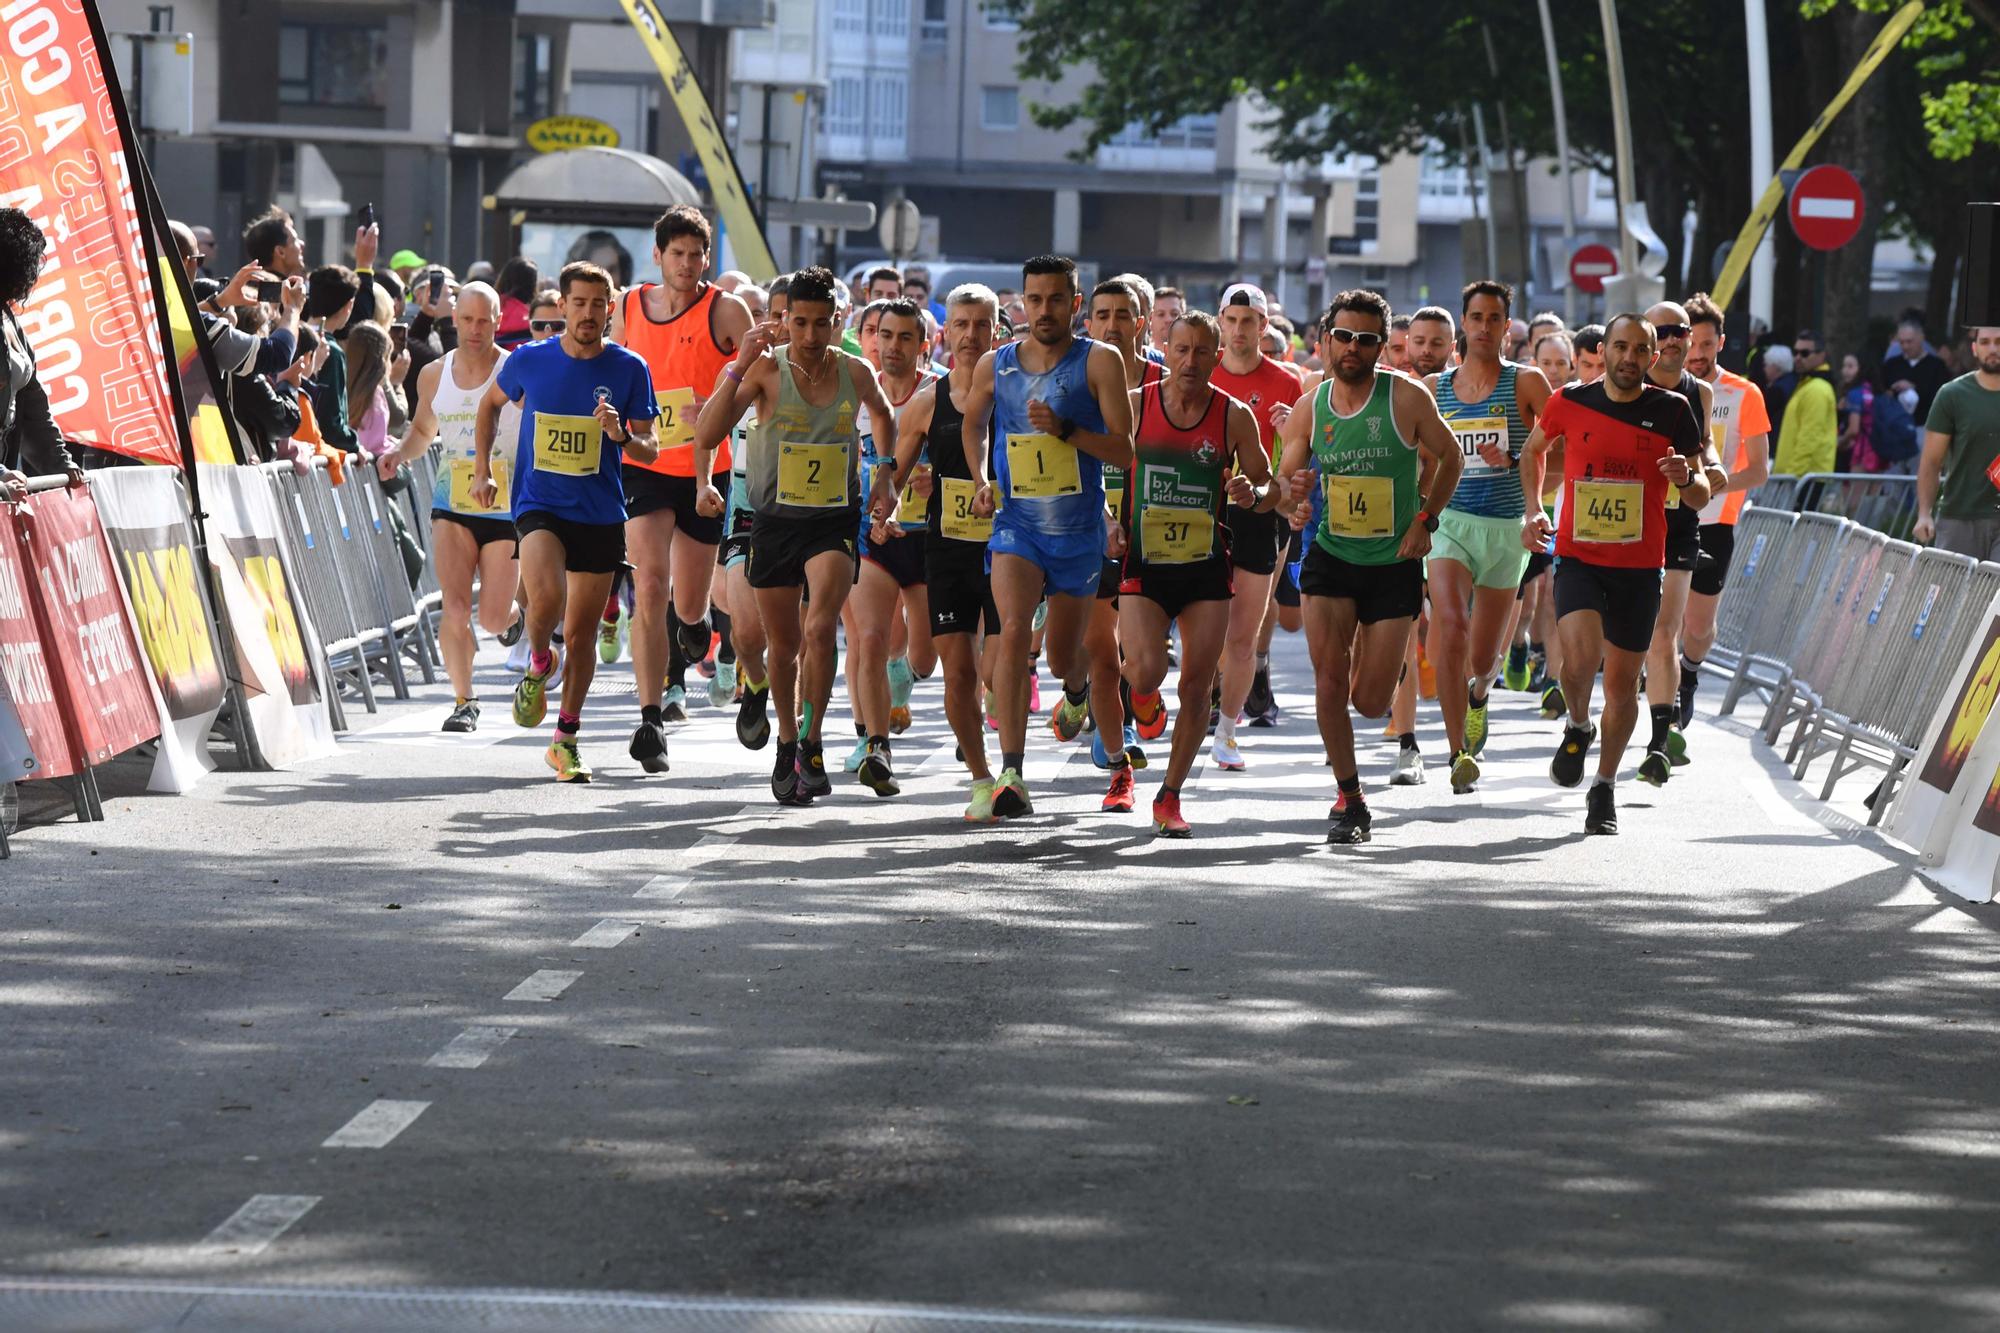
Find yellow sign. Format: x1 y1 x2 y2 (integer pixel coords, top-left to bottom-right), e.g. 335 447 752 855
618 0 778 282
1710 1 1923 308
525 115 621 154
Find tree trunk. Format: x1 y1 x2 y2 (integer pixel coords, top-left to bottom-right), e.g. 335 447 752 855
1817 6 1889 365
1926 211 1963 332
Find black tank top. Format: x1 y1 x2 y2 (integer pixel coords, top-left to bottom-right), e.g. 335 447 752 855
927 373 990 533
1665 369 1705 541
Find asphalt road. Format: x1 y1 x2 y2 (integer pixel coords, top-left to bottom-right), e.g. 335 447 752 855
4 630 1999 1332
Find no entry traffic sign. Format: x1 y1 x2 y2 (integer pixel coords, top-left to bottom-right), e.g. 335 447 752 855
1569 243 1618 295
1789 164 1865 251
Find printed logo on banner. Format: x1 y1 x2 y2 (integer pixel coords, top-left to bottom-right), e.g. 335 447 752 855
106 523 225 721
1919 615 2000 793
223 535 317 708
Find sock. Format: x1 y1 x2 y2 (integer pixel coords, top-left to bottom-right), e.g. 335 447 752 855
715 609 735 664
666 612 689 691
456 695 474 707
1064 684 1088 708
1649 703 1674 752
1107 751 1129 769
530 648 553 676
856 721 868 738
556 709 580 736
745 673 767 693
1593 774 1615 790
642 704 662 726
1530 640 1545 657
1469 683 1488 708
1255 651 1270 672
1680 651 1702 674
1003 750 1024 773
1159 784 1180 799
1508 642 1528 665
1398 732 1418 753
1338 775 1363 800
1218 714 1238 743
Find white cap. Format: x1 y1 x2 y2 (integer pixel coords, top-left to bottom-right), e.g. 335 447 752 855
1220 283 1269 315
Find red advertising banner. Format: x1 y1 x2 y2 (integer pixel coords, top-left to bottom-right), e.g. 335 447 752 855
0 2 180 467
18 484 158 764
0 503 75 779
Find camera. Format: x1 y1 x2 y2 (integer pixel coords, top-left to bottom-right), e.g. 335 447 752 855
255 279 282 303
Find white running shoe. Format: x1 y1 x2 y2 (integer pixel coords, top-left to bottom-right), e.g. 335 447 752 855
504 638 531 674
1390 747 1425 786
1210 735 1245 771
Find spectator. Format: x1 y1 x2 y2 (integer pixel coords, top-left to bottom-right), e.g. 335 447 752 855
494 257 537 349
243 206 307 279
344 320 405 466
1914 326 2000 558
1776 331 1838 475
464 260 496 285
285 325 345 483
387 248 427 287
1884 314 1951 426
528 289 564 341
303 264 361 455
0 208 81 495
1760 344 1795 430
1839 353 1879 472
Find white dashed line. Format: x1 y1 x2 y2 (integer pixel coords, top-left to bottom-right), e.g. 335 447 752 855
196 1194 320 1256
571 919 638 949
425 1026 517 1069
322 1099 431 1149
504 969 582 1002
683 833 739 861
634 872 692 899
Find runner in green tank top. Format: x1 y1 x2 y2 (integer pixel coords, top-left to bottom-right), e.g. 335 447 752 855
1274 288 1462 848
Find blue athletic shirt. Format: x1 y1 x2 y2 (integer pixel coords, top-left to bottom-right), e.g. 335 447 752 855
992 337 1108 538
1435 361 1529 519
496 337 658 526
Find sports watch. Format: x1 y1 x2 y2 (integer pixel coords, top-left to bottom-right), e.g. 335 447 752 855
1416 509 1440 533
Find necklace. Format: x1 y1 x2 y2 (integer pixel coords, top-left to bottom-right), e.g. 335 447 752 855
791 348 831 385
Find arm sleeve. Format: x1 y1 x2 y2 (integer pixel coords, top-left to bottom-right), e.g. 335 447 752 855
625 359 659 422
1741 382 1771 438
253 327 297 377
1927 384 1958 438
495 349 523 402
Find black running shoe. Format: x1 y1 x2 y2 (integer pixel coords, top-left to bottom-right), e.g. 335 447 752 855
675 613 711 661
1551 721 1596 788
496 618 523 648
1243 668 1275 722
798 743 832 799
1328 800 1373 845
1677 664 1700 730
857 743 900 797
1585 782 1618 835
772 741 805 805
442 699 480 733
736 681 771 750
1635 749 1670 787
629 720 670 774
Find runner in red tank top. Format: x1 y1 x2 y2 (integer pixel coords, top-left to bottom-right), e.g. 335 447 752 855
605 205 753 768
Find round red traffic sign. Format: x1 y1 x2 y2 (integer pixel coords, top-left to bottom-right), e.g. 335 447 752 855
1789 164 1864 251
1569 243 1619 295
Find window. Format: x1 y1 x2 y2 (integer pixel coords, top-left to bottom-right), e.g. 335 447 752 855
921 0 948 40
1354 171 1380 246
826 72 866 139
833 0 866 35
513 32 555 121
982 0 1022 30
278 22 389 109
981 85 1019 131
1419 148 1469 199
1107 113 1217 150
871 71 908 143
872 0 908 38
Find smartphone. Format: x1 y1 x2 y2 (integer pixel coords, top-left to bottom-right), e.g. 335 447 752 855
427 271 444 304
358 202 376 230
390 323 408 354
255 279 282 303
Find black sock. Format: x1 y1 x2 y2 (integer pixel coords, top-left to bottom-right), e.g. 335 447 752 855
1003 750 1024 772
856 721 867 738
642 704 662 726
869 733 888 753
1530 640 1545 657
1338 775 1363 799
715 609 735 664
1680 651 1702 673
1649 703 1674 751
1160 784 1179 798
1065 684 1088 707
1398 732 1418 752
666 613 689 690
1469 683 1488 707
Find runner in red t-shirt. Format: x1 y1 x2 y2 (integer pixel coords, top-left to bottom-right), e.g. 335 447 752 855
1518 314 1708 835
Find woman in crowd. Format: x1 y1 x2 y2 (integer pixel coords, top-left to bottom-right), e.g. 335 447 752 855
0 207 81 499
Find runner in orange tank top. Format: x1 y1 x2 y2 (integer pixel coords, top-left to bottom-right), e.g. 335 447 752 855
606 205 753 762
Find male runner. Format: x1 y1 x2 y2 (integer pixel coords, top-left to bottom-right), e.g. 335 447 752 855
863 266 903 304
1385 315 1413 373
1120 309 1274 834
1208 283 1303 771
1638 299 1724 785
961 255 1137 816
1425 281 1552 794
1405 307 1457 379
1148 286 1185 355
1519 314 1708 833
892 283 1003 819
385 282 516 731
609 205 752 764
1275 289 1462 844
1573 324 1607 382
716 276 789 749
693 267 897 805
473 262 660 782
1382 303 1458 784
1677 290 1771 728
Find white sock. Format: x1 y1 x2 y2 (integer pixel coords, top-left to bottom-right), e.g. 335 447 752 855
1218 714 1238 743
1593 774 1615 790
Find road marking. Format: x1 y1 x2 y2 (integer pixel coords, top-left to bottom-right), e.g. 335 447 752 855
504 969 582 1002
426 1025 517 1069
571 919 638 949
634 872 692 899
684 833 738 861
195 1194 319 1256
322 1099 430 1149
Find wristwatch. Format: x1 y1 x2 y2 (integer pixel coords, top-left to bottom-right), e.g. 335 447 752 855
1416 509 1439 533
1055 416 1076 442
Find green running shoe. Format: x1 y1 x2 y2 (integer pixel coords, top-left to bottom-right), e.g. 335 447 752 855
1051 692 1090 742
887 655 915 709
1465 693 1489 756
1665 727 1689 767
545 736 591 783
992 767 1033 818
512 649 557 728
964 778 998 823
597 613 621 665
1503 644 1531 691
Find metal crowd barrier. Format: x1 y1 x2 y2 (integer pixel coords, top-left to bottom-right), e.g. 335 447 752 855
343 468 439 689
1719 511 1851 719
1706 507 1795 676
1751 472 1918 538
1763 528 1886 751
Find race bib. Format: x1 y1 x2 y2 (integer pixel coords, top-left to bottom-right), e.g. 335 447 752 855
939 477 993 543
1103 471 1127 517
1574 479 1644 544
777 442 848 509
1450 416 1508 471
896 474 928 526
532 412 600 476
1006 432 1082 499
1141 506 1214 565
1323 474 1396 538
656 386 701 449
447 457 509 513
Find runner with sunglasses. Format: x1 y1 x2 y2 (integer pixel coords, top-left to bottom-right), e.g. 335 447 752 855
1275 290 1462 845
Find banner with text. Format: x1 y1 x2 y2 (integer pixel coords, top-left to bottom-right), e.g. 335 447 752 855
0 504 71 779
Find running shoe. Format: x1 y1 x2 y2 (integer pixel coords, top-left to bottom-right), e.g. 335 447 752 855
964 778 998 823
1032 600 1048 633
1527 651 1548 694
842 736 870 772
675 614 710 661
597 613 622 665
545 737 591 783
1328 799 1372 845
512 649 557 728
1391 747 1425 786
629 720 669 774
497 617 524 648
887 656 915 710
1028 672 1043 715
890 706 912 735
1102 763 1135 812
1249 701 1282 728
1465 693 1489 756
1243 668 1275 724
1585 782 1619 835
1051 692 1090 742
1152 789 1192 838
985 689 999 731
1449 749 1480 795
661 685 688 724
1211 735 1245 771
1665 727 1689 767
736 680 771 750
772 741 806 805
797 744 832 800
1636 749 1672 787
857 741 900 797
709 659 738 709
1504 643 1531 691
1539 682 1566 720
504 637 531 674
1131 690 1168 741
1416 646 1437 700
992 767 1033 818
1551 720 1597 789
1127 730 1149 770
442 699 480 733
1677 664 1700 730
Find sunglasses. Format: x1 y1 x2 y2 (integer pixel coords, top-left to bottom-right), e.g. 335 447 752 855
531 319 565 333
1793 345 1818 356
1327 328 1385 347
1653 323 1691 341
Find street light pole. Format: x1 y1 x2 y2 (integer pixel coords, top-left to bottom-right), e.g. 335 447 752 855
1537 0 1579 325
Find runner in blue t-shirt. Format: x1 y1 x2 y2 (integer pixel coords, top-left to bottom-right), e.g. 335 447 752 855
957 254 1135 818
473 260 658 784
